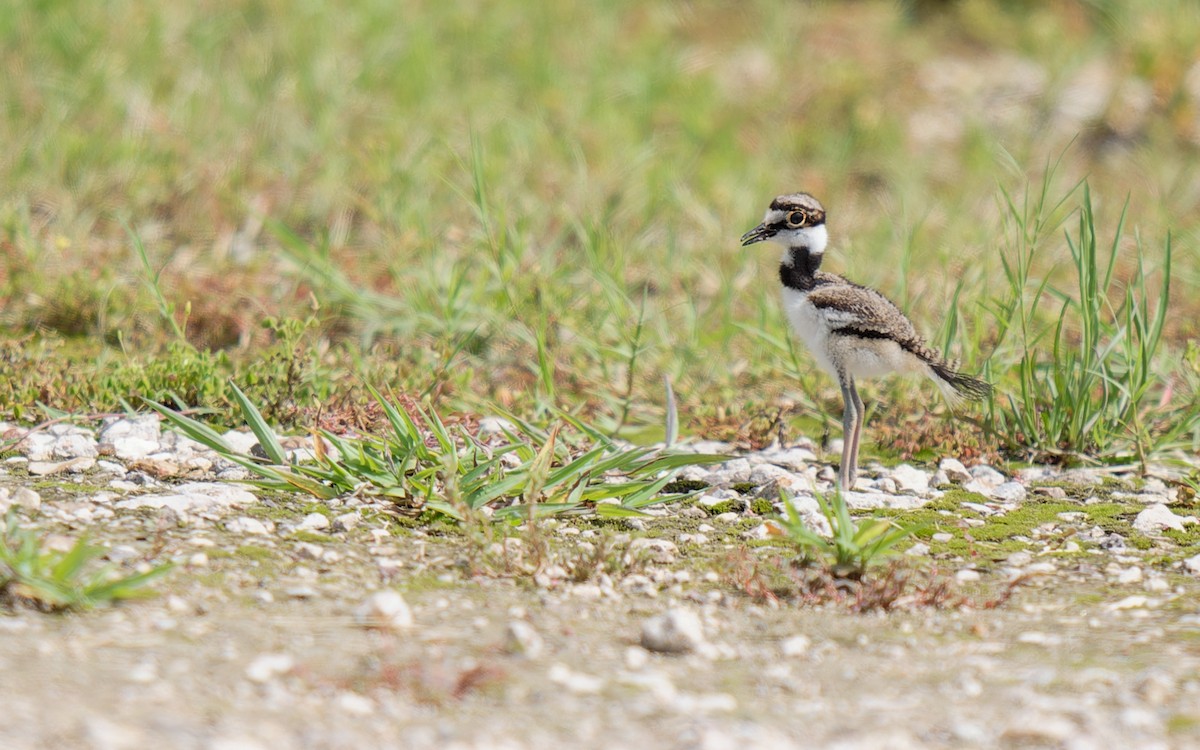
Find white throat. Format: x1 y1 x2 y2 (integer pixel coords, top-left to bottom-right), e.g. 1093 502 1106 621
774 223 828 264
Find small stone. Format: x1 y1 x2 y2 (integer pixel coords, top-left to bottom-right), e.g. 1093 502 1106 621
1001 714 1075 744
968 465 1005 488
1034 486 1068 499
98 415 162 460
1106 595 1149 611
640 608 705 654
221 430 261 454
891 464 930 495
1136 672 1175 706
52 432 99 459
743 523 773 540
28 457 96 476
106 545 140 562
990 482 1027 503
504 621 545 658
956 569 982 583
1117 567 1143 584
781 635 811 657
95 460 127 475
128 660 158 684
298 512 330 531
245 653 295 683
1007 551 1034 567
547 663 604 694
905 542 931 557
225 517 271 535
293 542 323 560
8 487 41 511
1144 574 1170 592
760 446 816 471
624 646 650 670
115 482 258 514
1133 504 1195 533
628 538 677 564
842 491 927 510
333 512 360 532
1183 553 1200 574
19 432 57 461
572 584 603 600
1016 631 1060 646
748 464 795 485
188 553 209 567
938 458 972 483
355 590 413 630
931 532 953 543
714 512 740 524
711 458 753 483
335 692 375 716
1100 534 1127 552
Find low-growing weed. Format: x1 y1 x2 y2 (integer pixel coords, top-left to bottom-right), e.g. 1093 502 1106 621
771 490 923 578
149 385 727 521
0 513 173 611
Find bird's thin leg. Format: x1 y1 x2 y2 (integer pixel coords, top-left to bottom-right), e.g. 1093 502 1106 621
847 379 864 489
838 377 857 491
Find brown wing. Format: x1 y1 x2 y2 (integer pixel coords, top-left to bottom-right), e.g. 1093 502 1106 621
806 281 939 363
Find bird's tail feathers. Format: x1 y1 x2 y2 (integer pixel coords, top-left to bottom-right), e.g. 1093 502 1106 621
928 360 992 403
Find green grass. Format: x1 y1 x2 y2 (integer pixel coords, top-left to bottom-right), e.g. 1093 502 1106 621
773 490 924 577
0 513 172 611
151 384 727 520
0 1 1197 468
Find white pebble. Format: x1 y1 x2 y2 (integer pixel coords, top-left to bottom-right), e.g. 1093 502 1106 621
641 608 706 654
504 621 545 658
298 512 330 531
990 482 1027 503
245 653 295 683
354 590 413 631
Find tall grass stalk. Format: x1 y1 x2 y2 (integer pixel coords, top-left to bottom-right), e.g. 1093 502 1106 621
987 178 1183 464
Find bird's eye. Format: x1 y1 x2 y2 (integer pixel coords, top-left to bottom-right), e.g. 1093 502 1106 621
786 210 807 227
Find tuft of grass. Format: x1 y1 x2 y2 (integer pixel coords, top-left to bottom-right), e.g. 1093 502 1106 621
985 174 1188 466
149 385 727 521
770 490 923 578
0 513 172 611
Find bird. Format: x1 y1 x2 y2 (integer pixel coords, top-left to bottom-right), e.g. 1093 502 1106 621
740 192 991 490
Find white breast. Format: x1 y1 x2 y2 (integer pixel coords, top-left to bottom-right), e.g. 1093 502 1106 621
782 287 926 383
780 287 837 377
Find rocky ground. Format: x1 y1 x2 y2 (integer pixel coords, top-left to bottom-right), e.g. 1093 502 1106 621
2 416 1199 749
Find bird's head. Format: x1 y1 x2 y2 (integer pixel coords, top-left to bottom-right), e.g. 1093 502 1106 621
740 192 827 256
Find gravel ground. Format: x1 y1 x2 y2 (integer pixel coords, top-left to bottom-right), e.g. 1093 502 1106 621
1 417 1199 749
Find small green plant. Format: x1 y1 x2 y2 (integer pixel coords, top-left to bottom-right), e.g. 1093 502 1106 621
772 490 922 578
0 514 173 611
985 173 1188 465
149 384 726 521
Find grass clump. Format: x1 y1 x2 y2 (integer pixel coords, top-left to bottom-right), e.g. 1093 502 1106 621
0 513 172 611
772 491 923 579
985 174 1188 467
150 385 727 522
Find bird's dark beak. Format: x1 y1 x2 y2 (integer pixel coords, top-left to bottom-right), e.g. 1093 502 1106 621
740 223 773 246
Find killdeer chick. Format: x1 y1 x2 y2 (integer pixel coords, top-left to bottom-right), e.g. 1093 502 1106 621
741 192 991 490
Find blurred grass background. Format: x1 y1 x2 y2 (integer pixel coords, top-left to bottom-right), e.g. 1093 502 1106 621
1 0 1197 462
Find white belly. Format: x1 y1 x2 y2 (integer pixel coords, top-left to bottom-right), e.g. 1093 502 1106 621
781 287 923 382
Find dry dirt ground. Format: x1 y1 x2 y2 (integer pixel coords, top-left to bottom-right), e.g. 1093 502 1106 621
2 473 1200 750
